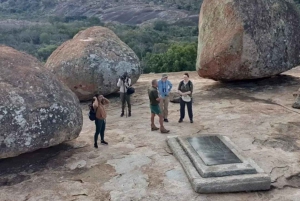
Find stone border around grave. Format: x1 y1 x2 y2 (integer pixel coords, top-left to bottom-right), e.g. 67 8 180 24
167 136 271 193
178 135 257 178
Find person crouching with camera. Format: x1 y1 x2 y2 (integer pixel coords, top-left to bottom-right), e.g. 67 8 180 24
93 94 110 148
117 72 132 117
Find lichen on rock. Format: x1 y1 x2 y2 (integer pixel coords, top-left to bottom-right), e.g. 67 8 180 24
0 45 83 159
45 26 141 101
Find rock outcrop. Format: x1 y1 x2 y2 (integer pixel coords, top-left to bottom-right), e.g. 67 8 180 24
0 45 82 159
292 89 300 109
196 0 300 80
45 26 141 101
169 92 181 103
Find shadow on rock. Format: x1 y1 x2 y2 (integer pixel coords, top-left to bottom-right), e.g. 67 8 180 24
196 75 300 103
208 75 300 91
0 143 76 187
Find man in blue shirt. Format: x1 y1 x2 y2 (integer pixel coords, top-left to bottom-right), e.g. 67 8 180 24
158 74 173 122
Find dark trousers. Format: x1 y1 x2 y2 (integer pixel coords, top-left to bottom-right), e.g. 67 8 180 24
94 119 106 143
120 92 131 112
180 98 193 120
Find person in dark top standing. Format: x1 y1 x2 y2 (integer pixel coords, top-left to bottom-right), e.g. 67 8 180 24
117 72 132 117
148 79 170 134
178 73 194 123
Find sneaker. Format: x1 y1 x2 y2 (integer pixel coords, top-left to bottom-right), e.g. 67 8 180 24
178 118 183 123
164 119 169 122
120 112 124 117
101 140 108 145
190 120 193 123
94 143 98 148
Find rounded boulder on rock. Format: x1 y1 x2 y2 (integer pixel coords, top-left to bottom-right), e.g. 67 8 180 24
45 26 141 101
196 0 300 81
0 45 83 159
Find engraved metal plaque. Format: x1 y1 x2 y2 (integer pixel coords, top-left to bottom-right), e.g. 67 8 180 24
187 136 242 166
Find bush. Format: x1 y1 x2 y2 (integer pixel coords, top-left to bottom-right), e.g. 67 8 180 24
37 45 58 61
144 43 198 73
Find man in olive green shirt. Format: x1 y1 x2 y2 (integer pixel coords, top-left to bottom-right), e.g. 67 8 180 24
148 79 170 134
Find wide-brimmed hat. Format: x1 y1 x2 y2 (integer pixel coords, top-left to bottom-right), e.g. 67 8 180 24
162 74 168 78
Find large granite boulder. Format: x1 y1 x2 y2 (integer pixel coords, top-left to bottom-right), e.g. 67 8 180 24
197 0 300 81
0 45 83 159
45 26 141 101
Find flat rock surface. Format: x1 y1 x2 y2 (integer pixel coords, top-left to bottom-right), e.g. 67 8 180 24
1 69 300 200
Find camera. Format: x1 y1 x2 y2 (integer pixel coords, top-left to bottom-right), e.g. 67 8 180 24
120 72 129 81
120 75 127 81
119 75 125 80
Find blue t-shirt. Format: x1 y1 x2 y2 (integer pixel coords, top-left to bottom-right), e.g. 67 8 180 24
158 79 173 98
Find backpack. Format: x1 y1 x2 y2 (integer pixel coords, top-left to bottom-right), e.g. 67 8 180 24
127 87 135 95
179 80 191 89
125 78 135 95
88 104 96 121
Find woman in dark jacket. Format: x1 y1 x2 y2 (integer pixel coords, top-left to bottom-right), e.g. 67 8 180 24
177 73 193 123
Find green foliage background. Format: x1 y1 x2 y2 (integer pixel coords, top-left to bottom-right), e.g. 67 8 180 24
1 0 299 73
0 15 198 73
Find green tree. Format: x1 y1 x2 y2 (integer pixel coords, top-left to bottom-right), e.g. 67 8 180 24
144 43 197 73
153 20 168 31
40 32 50 44
37 45 57 61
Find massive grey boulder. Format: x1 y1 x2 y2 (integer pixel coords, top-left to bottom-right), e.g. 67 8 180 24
197 0 300 80
0 45 83 159
45 26 141 101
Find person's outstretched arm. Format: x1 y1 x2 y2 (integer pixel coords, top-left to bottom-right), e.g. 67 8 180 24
178 81 182 95
93 98 99 110
128 78 132 86
168 80 173 92
103 98 110 105
117 78 121 87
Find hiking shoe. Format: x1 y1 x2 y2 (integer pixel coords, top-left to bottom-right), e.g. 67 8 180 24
160 127 170 134
164 119 169 122
120 112 124 117
178 118 183 123
151 125 159 131
101 140 108 145
94 143 98 148
190 120 193 123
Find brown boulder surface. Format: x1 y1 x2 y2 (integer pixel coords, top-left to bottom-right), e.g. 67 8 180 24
0 45 82 159
197 0 300 80
45 26 141 101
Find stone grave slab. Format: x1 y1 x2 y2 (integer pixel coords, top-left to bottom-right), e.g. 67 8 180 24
187 136 242 165
167 135 271 193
